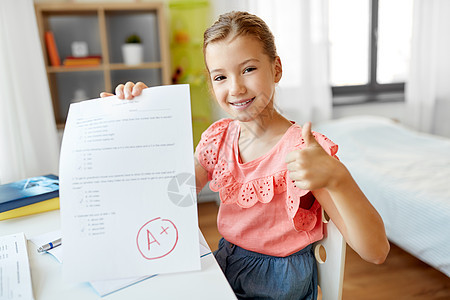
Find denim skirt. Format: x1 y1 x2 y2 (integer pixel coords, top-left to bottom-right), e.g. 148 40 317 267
214 238 318 300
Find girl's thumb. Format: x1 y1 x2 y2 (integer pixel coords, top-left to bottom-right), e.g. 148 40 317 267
302 122 314 146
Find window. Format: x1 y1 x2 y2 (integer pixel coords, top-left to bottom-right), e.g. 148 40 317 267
329 0 413 105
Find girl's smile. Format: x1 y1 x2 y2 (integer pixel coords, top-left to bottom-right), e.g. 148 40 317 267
229 96 256 109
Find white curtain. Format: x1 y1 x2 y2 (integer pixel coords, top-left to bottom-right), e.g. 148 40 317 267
212 0 332 124
0 0 60 184
406 0 450 137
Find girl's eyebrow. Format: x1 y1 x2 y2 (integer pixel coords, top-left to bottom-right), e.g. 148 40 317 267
239 58 260 66
209 58 260 74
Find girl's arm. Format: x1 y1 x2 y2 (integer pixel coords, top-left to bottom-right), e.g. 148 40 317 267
286 122 390 264
312 172 389 264
194 149 209 194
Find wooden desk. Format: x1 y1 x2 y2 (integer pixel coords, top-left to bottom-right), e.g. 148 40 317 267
0 210 236 299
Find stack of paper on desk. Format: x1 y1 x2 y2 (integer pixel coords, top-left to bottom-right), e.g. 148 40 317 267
59 85 200 283
0 232 34 300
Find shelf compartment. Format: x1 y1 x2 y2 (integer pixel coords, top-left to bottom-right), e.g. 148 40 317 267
105 11 161 64
53 71 105 124
46 14 102 64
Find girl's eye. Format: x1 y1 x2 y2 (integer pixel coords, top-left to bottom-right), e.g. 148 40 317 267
244 67 256 74
214 75 226 81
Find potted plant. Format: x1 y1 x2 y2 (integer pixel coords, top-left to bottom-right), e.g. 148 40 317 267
122 34 143 65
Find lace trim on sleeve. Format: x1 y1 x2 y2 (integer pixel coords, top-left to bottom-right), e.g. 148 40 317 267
195 119 233 174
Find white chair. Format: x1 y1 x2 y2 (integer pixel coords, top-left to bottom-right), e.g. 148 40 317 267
313 210 346 300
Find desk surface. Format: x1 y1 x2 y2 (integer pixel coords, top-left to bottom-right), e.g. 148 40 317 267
0 210 236 299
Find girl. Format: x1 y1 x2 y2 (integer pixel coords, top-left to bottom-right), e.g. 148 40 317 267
101 11 389 300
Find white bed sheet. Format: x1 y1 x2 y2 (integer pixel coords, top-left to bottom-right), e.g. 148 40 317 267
315 116 450 277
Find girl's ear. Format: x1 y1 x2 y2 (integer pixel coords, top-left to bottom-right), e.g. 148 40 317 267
274 56 282 83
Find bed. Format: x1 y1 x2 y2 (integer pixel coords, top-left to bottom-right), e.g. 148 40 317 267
315 115 450 277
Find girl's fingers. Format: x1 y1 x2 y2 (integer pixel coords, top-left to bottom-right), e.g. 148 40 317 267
302 122 322 148
115 84 125 99
285 149 300 164
132 82 148 96
124 81 136 99
100 92 114 98
108 82 149 100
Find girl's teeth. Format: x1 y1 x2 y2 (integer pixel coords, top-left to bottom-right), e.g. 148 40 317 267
233 98 253 106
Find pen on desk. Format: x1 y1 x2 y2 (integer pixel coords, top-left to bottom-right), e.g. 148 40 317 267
37 238 62 253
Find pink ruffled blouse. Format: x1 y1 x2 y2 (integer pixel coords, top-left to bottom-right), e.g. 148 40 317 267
196 119 338 257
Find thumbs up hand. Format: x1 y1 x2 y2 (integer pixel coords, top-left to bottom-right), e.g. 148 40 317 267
285 122 340 191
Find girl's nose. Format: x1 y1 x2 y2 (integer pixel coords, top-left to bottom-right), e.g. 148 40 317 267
230 77 246 96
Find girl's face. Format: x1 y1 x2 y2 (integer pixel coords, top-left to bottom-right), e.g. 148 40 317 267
205 35 282 122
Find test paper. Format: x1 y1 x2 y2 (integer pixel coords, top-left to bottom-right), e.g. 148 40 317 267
59 85 200 282
0 232 34 300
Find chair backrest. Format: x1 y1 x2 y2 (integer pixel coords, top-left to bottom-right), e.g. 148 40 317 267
313 211 346 300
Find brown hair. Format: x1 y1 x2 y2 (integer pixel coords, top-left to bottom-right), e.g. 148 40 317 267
203 11 278 64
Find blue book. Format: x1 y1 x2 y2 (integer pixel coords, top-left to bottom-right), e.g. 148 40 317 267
0 175 59 213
